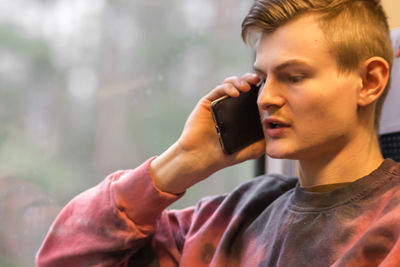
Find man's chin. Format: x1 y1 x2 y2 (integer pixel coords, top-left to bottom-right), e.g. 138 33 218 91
266 148 298 160
266 151 289 159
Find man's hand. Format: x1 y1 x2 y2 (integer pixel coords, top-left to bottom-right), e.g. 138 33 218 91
150 73 266 194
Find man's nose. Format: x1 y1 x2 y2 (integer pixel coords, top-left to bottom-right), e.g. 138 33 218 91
257 78 285 112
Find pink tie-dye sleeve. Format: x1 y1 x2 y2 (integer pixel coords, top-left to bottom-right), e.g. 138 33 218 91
36 158 185 267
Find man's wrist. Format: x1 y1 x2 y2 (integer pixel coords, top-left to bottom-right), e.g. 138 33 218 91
150 143 201 194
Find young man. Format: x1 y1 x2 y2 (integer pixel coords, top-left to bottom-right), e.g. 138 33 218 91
37 0 400 266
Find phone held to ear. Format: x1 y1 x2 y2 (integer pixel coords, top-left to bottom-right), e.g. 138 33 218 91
210 84 264 154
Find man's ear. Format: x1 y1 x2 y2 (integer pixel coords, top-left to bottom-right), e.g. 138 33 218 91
358 57 390 107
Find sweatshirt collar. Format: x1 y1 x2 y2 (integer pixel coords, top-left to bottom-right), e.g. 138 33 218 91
289 158 399 211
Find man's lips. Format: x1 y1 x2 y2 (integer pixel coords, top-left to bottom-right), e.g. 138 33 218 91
263 118 291 128
262 118 291 137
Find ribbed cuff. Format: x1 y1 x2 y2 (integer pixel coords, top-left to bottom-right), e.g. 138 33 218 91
111 157 184 226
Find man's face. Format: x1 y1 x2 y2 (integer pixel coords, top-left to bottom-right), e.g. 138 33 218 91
254 14 363 160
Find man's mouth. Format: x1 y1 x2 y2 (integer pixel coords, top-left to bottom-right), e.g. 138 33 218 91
269 122 285 129
263 118 291 137
264 119 290 129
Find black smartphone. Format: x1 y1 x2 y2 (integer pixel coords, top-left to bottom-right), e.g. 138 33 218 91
210 84 264 154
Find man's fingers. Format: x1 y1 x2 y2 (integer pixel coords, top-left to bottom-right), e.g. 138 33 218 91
223 76 251 92
242 73 261 84
206 83 239 101
206 73 261 102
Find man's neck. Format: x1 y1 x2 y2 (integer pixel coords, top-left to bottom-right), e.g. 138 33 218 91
298 131 384 187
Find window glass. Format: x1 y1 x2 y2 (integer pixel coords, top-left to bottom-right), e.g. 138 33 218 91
0 0 255 265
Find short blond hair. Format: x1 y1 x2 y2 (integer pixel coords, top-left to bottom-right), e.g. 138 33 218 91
242 0 393 129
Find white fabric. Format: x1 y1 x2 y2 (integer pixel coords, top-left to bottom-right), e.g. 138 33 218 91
380 28 400 134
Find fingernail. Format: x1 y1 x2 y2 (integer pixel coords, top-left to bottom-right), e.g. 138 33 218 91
231 88 239 96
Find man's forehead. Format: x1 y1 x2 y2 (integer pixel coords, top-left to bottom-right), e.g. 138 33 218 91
253 15 331 72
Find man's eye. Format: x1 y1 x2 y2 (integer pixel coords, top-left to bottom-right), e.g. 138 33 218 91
257 77 266 86
287 75 304 83
258 75 266 83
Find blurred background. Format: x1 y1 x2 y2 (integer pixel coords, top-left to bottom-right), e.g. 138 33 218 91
0 0 256 266
0 0 398 266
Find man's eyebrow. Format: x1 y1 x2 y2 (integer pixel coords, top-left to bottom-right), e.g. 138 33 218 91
253 59 312 74
252 66 265 75
275 60 312 71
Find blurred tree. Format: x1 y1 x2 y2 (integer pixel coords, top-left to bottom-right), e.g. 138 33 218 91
0 0 255 265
